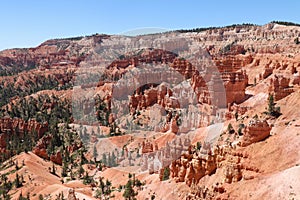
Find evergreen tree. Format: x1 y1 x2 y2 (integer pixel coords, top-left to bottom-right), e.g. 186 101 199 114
123 178 138 200
162 167 170 181
268 94 275 114
102 153 107 166
267 94 281 117
51 163 56 175
78 165 84 178
55 191 65 200
15 173 22 188
38 194 44 200
61 161 68 177
111 152 117 167
95 177 113 199
227 123 234 134
93 145 98 161
83 172 93 185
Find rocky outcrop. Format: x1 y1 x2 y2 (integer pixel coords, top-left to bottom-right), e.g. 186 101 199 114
141 141 158 154
222 70 248 106
161 111 180 134
261 65 274 79
241 119 271 147
226 104 249 120
67 189 79 200
169 142 252 187
106 49 177 80
141 137 191 173
213 55 253 73
129 84 180 113
32 135 52 160
0 117 48 139
186 183 225 200
33 133 82 164
269 75 293 101
0 117 48 151
170 142 218 186
222 156 242 183
50 151 63 165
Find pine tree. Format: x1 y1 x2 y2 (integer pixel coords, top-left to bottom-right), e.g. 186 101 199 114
95 177 113 199
78 165 84 178
227 123 234 134
102 153 107 166
51 163 56 175
83 171 93 185
123 178 138 200
111 152 117 167
38 194 44 200
196 142 201 150
267 94 281 117
61 161 68 177
93 145 98 161
268 94 275 114
55 191 65 200
15 160 19 170
162 167 170 181
15 173 22 188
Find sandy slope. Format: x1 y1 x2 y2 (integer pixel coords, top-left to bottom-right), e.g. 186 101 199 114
1 152 96 200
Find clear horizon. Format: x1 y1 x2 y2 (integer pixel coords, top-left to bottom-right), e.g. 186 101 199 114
1 0 300 51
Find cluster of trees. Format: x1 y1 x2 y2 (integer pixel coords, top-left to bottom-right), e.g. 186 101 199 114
95 177 114 199
2 93 72 125
271 21 300 27
0 93 73 163
49 124 88 181
175 21 300 34
94 95 110 126
101 152 118 167
0 74 61 108
0 129 37 162
74 95 122 137
0 67 34 77
0 164 27 200
0 173 13 200
0 61 36 77
94 173 145 200
175 23 256 33
122 173 143 200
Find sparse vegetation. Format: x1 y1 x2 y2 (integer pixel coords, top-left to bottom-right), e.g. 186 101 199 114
266 94 281 117
0 174 12 199
196 141 202 150
271 21 300 27
83 171 94 185
55 191 66 200
238 123 245 136
227 123 234 134
95 177 114 199
14 173 23 188
123 178 138 200
162 167 170 181
175 23 256 33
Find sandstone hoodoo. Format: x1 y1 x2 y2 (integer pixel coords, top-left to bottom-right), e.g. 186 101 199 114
241 119 272 147
0 117 48 139
269 75 294 101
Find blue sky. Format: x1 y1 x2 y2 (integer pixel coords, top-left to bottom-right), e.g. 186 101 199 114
1 0 299 50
